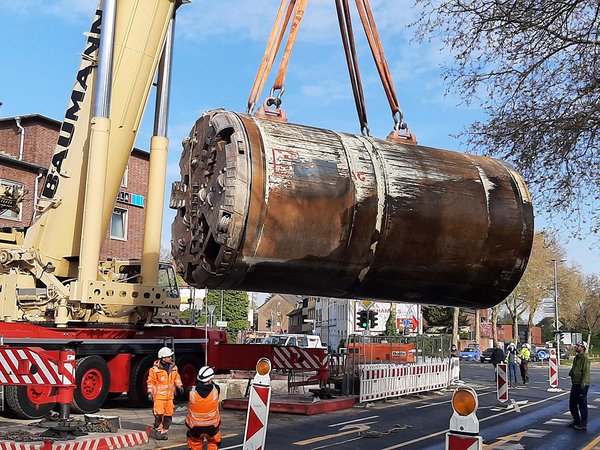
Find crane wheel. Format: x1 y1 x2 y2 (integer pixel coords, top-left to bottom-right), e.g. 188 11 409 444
176 353 204 399
128 354 156 407
71 356 111 414
5 385 55 419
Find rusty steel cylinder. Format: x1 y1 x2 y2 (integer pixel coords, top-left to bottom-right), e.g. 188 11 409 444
170 109 533 308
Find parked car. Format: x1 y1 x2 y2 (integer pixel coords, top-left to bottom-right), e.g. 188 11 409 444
459 347 481 361
261 334 325 348
560 348 571 360
479 347 494 363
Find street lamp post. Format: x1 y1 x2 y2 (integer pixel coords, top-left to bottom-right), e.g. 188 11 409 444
551 259 566 363
220 290 224 321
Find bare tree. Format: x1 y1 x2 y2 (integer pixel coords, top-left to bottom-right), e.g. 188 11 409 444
452 307 459 348
474 309 481 346
504 231 563 343
491 305 499 346
412 1 600 239
522 233 564 343
564 274 600 351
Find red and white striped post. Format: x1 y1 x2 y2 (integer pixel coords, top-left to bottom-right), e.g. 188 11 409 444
243 358 272 450
496 363 508 403
547 349 562 392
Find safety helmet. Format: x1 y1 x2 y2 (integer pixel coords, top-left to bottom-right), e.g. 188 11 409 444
525 343 530 349
578 341 588 350
158 347 174 359
197 366 215 383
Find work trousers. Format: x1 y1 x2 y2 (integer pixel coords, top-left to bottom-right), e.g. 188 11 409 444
187 429 221 450
519 361 529 383
569 384 589 426
508 362 518 384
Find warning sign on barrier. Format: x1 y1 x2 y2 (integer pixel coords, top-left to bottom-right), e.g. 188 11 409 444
497 363 508 403
446 432 482 450
547 350 561 392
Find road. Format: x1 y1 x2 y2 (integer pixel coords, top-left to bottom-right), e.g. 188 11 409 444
100 361 600 449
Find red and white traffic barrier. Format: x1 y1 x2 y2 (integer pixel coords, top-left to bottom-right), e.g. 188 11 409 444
446 434 483 450
0 431 148 450
547 349 561 392
272 346 328 371
359 360 450 402
496 363 508 403
243 359 272 450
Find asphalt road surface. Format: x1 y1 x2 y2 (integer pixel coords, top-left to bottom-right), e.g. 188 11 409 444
91 360 600 449
0 363 600 450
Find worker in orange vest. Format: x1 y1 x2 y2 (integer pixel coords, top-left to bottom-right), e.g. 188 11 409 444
185 366 221 450
147 347 183 440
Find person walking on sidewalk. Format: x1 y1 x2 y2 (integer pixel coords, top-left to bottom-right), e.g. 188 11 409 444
147 347 184 440
504 343 519 387
519 343 531 384
186 366 222 450
568 341 591 431
491 343 505 380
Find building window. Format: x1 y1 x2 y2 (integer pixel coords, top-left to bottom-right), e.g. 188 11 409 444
0 180 24 221
121 165 129 188
110 208 128 240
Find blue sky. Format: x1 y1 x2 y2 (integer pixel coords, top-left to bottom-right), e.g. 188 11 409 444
0 0 597 275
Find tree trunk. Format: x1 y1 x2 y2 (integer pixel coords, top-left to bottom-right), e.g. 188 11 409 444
491 306 498 346
453 307 460 348
512 312 519 344
475 309 481 346
527 311 534 345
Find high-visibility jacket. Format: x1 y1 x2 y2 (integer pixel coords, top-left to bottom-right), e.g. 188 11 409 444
519 347 531 362
186 385 220 428
147 360 182 401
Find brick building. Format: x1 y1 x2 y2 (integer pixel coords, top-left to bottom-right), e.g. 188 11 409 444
0 114 149 260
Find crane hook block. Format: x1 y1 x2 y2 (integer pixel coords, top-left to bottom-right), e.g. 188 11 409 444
170 109 533 308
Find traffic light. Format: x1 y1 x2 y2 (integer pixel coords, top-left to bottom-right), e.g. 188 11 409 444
266 319 272 328
369 310 379 328
357 310 368 329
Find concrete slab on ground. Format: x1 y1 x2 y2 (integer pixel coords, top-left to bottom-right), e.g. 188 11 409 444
222 393 357 415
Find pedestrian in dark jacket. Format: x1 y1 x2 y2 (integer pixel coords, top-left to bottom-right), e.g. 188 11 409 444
490 343 505 380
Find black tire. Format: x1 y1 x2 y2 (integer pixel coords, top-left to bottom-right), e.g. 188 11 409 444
176 353 204 398
71 355 111 414
5 385 55 419
128 354 156 407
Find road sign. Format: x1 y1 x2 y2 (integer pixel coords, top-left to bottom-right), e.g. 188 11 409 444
446 433 482 450
547 351 561 392
361 300 373 309
216 320 228 327
496 363 508 403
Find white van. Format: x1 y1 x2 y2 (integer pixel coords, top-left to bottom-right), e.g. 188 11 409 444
261 334 324 348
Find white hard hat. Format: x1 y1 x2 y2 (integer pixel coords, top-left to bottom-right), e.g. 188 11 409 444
158 347 174 358
525 343 530 349
578 341 588 350
197 366 215 383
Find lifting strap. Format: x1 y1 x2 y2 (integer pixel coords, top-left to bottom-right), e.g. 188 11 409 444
335 0 369 136
336 0 417 144
246 0 308 120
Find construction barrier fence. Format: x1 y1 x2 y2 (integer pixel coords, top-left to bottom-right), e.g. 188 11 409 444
359 358 454 403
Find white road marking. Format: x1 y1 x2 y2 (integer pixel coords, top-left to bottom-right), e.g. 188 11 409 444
328 415 379 427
